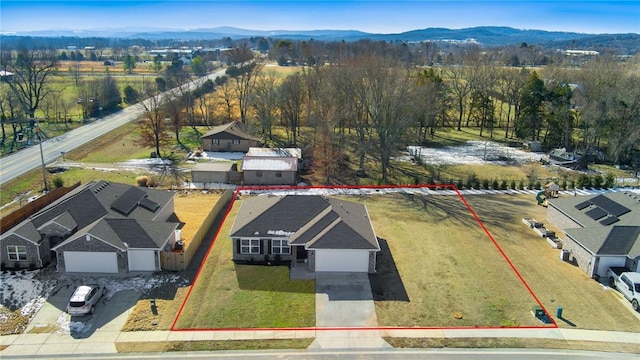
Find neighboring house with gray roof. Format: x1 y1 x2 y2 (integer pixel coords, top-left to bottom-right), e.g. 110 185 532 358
0 181 180 273
229 195 379 274
200 121 260 152
547 191 640 278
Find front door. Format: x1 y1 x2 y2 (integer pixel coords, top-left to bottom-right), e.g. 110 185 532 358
296 246 308 263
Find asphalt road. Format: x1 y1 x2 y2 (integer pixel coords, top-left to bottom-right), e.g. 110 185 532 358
0 348 637 360
0 68 227 186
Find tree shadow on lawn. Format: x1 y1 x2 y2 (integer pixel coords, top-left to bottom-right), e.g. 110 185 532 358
369 238 409 302
234 264 315 294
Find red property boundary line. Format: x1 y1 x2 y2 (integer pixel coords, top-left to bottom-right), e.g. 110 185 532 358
170 183 557 332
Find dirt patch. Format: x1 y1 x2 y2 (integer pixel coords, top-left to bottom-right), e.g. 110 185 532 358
115 339 313 352
121 191 223 330
386 337 640 353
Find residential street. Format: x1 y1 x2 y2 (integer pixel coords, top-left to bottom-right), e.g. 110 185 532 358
0 68 227 186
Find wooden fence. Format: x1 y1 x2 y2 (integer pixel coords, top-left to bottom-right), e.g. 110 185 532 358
161 189 235 271
0 182 81 234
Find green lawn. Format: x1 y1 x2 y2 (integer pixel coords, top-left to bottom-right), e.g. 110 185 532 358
173 200 316 329
356 193 543 328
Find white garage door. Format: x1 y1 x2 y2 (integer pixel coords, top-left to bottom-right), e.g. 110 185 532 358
315 250 369 272
64 251 118 273
597 256 626 277
128 250 157 271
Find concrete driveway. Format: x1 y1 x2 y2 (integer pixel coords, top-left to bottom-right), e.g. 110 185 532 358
312 272 390 349
315 272 379 327
26 288 139 339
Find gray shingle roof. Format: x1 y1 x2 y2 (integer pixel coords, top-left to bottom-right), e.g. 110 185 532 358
566 226 640 257
229 195 379 251
548 192 640 227
8 181 177 253
550 192 640 257
200 121 260 141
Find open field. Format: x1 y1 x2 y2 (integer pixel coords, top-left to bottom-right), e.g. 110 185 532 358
357 193 545 328
360 192 640 331
172 199 316 329
466 194 640 332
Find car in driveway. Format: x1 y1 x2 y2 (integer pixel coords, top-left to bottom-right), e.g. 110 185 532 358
67 284 107 316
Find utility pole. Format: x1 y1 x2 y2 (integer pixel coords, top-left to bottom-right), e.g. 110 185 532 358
35 123 48 192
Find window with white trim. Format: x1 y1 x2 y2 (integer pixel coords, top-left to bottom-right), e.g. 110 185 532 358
232 139 240 144
240 239 260 254
212 139 220 145
271 239 290 254
7 245 27 261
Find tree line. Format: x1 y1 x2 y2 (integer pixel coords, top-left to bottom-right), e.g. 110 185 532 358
1 41 639 183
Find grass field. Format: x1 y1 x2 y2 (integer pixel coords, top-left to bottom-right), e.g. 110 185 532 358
357 193 544 328
172 200 316 329
358 192 640 331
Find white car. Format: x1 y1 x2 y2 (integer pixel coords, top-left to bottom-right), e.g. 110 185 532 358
67 284 107 316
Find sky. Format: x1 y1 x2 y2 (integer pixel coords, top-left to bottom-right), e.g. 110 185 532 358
1 1 639 35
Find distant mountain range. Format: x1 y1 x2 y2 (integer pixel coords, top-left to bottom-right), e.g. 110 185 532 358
3 26 639 51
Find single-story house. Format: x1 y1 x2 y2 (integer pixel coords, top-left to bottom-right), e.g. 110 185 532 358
191 162 239 183
547 191 640 278
241 157 298 185
0 181 180 274
200 121 260 152
229 195 380 273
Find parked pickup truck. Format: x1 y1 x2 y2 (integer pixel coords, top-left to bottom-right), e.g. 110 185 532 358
608 267 640 311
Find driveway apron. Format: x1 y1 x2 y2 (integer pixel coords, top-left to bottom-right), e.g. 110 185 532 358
315 272 379 327
312 272 390 349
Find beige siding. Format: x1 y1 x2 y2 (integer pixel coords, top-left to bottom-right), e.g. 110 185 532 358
202 139 259 152
563 235 596 277
547 205 582 230
243 170 296 185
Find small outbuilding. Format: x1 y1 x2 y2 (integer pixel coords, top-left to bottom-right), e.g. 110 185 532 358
242 157 298 185
191 162 238 183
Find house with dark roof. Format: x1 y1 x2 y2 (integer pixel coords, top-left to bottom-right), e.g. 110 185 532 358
200 121 260 152
0 181 180 274
547 191 640 278
229 195 379 274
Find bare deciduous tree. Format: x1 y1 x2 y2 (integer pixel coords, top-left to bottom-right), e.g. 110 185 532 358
1 49 58 118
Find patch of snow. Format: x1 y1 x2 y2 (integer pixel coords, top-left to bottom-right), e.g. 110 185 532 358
188 151 244 161
407 140 545 166
1 269 189 334
182 182 238 190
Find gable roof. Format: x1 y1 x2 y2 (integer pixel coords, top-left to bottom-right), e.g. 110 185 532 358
4 181 177 252
549 191 640 257
201 121 260 141
548 192 640 228
246 147 302 159
566 226 640 257
241 157 298 171
229 195 379 251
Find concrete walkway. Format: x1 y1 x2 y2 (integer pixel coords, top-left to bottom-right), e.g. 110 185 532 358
2 328 639 355
311 272 390 349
